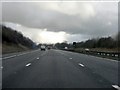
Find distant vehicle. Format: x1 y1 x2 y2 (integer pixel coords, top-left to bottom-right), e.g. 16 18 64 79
85 48 90 51
64 47 68 50
41 45 46 51
47 46 51 50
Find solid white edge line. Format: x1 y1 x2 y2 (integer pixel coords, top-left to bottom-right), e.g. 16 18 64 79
112 85 120 90
26 63 31 67
2 49 40 60
78 63 85 67
2 55 17 60
90 55 119 62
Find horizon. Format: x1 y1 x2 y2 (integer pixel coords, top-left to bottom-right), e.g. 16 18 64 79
1 1 118 44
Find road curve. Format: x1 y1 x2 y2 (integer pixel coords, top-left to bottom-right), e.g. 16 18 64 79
2 49 119 89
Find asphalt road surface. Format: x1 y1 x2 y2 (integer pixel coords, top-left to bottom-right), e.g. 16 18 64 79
2 49 119 89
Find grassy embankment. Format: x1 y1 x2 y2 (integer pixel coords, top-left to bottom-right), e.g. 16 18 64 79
2 43 30 54
2 25 36 54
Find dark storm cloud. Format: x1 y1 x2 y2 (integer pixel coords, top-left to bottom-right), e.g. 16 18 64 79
1 2 118 43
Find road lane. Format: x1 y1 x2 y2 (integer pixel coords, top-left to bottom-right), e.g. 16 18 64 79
3 49 47 79
56 50 119 86
2 49 119 88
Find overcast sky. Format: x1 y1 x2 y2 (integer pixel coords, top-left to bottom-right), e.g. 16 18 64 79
1 1 118 44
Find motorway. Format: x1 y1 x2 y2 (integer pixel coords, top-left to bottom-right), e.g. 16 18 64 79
2 49 119 89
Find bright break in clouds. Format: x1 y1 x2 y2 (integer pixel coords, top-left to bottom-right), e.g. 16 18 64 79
1 1 118 44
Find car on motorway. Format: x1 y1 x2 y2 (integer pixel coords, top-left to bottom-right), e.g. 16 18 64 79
64 47 68 50
47 46 51 50
41 45 46 51
85 48 90 51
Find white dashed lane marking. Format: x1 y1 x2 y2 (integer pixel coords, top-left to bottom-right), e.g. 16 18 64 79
0 66 3 69
69 58 72 59
78 63 85 67
26 63 31 67
112 85 120 90
37 57 39 60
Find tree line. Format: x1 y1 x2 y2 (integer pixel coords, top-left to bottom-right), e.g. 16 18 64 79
2 25 36 49
1 24 119 49
55 33 120 49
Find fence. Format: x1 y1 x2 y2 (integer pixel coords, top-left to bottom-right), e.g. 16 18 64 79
62 49 120 60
